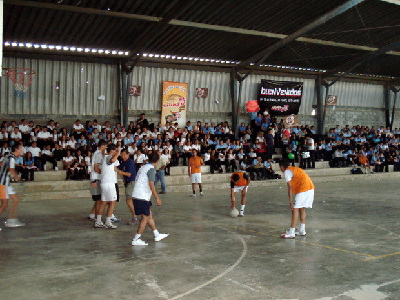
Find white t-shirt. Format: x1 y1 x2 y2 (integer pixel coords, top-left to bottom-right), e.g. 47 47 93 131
132 163 156 201
191 144 201 151
90 150 103 180
37 131 51 139
307 138 315 151
10 132 22 140
0 132 8 140
63 156 75 163
73 124 84 131
100 155 118 184
134 153 147 164
284 170 294 182
127 145 137 154
66 140 77 149
204 153 210 162
27 146 41 157
19 125 30 133
42 149 53 156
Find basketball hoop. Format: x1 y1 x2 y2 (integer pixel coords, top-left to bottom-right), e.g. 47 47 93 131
2 67 36 98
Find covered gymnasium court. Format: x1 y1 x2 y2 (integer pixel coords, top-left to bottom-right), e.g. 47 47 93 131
1 0 400 299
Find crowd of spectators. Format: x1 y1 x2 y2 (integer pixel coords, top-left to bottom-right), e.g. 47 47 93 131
1 112 399 182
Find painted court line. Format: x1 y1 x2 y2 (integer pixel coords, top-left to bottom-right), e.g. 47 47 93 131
171 213 377 259
169 226 248 300
364 251 400 261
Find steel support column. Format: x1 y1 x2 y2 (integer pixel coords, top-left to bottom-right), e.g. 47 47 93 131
384 84 391 128
315 75 325 134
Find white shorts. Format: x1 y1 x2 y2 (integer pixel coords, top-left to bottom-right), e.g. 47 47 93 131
6 185 16 199
233 186 248 193
294 189 314 208
100 183 117 201
191 173 202 184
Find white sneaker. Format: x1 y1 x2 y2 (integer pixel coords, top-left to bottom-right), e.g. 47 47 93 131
154 233 169 242
132 238 148 246
190 194 196 197
104 222 117 229
295 230 306 236
200 192 204 197
110 215 120 223
281 231 295 239
94 221 105 228
238 214 244 217
5 219 25 228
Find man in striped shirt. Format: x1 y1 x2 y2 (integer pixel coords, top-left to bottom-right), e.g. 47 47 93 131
0 143 25 229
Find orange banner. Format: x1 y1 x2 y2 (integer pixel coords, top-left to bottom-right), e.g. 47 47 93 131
161 81 187 127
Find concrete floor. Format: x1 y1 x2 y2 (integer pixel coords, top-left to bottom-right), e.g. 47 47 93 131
0 177 399 300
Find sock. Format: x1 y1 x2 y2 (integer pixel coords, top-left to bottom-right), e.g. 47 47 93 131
200 188 202 192
96 215 102 223
89 214 95 219
240 205 245 214
192 190 196 194
300 223 306 231
111 214 116 218
153 229 160 237
105 217 111 224
133 234 141 242
289 227 295 235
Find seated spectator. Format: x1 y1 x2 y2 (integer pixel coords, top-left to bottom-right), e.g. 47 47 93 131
357 151 374 174
63 150 75 179
27 141 42 170
41 144 57 170
209 149 223 174
24 152 37 181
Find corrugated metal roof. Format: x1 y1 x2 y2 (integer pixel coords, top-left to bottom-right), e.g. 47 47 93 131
3 0 400 79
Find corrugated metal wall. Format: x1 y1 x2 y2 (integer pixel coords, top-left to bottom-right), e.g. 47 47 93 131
128 67 231 113
1 58 386 122
0 57 119 116
128 66 384 115
327 81 384 108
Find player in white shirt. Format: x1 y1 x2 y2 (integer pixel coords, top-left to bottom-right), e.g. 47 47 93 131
95 144 121 229
131 152 169 246
88 140 107 221
0 143 26 228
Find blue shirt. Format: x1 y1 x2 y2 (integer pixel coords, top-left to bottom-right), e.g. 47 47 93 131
118 158 136 182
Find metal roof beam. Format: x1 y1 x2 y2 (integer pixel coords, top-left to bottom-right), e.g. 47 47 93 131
236 0 366 81
8 0 400 58
124 0 198 70
323 39 400 85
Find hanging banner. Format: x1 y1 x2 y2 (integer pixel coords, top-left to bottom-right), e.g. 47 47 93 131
258 79 303 115
161 81 187 127
327 95 338 106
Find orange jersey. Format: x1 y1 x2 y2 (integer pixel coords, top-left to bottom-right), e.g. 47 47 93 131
358 155 368 164
287 166 315 194
230 172 249 186
189 156 203 174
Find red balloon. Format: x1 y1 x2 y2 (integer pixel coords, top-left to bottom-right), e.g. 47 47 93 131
246 100 259 112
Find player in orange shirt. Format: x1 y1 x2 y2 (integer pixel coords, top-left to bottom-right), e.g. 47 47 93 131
230 171 251 217
188 149 205 197
279 159 315 239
